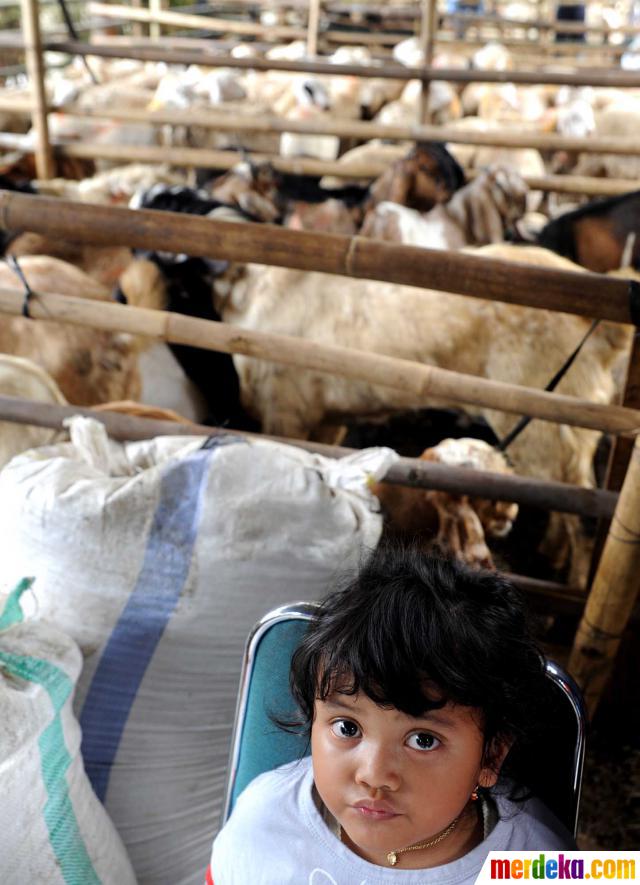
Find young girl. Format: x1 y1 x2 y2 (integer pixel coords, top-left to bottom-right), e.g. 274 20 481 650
209 546 576 883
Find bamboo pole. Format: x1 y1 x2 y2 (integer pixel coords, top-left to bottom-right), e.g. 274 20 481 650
568 436 640 713
0 393 617 519
307 0 322 57
442 10 640 36
1 190 640 325
39 37 640 86
84 1 636 50
418 0 437 124
88 1 307 40
19 0 54 180
149 0 167 40
0 279 638 437
1 137 627 197
7 97 640 159
587 331 640 585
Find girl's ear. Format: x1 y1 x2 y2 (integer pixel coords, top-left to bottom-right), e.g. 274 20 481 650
479 737 513 788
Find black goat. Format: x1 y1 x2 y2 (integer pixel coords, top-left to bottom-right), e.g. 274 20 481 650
116 253 259 432
537 190 640 273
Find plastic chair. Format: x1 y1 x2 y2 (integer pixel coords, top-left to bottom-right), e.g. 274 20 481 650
222 602 587 837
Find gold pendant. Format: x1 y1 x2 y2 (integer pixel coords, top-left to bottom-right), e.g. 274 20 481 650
387 851 398 866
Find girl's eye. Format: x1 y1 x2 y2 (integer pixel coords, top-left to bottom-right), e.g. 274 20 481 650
406 732 440 752
330 719 361 739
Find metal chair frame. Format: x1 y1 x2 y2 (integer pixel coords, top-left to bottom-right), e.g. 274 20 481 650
222 602 587 836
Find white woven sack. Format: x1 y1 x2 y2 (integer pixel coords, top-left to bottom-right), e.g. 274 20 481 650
0 418 391 885
0 578 137 885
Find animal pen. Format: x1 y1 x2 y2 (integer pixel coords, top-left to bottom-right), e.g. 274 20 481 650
1 0 640 851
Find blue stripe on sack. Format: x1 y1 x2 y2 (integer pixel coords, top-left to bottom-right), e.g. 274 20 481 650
0 651 101 885
80 449 213 802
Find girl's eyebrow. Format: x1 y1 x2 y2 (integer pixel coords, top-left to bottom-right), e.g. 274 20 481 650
322 696 357 712
321 696 460 730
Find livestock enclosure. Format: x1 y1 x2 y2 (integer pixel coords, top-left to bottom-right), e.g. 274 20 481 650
1 0 640 858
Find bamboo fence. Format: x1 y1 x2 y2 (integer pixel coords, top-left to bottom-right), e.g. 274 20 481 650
2 189 640 326
6 0 640 709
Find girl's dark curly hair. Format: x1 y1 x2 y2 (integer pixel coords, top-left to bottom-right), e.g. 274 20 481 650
288 544 549 774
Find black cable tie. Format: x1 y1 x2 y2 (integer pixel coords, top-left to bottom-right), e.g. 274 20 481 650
497 318 601 452
7 254 36 318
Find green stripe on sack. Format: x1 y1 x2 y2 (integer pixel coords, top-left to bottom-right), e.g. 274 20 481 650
0 582 102 885
0 577 35 631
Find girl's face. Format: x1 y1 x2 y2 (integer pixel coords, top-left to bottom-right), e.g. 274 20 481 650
311 687 505 869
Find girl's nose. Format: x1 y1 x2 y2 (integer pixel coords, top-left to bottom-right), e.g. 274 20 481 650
354 744 401 792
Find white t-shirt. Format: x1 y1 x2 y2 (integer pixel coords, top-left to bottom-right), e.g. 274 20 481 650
209 758 575 884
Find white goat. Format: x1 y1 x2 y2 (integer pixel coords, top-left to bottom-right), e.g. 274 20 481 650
216 244 632 585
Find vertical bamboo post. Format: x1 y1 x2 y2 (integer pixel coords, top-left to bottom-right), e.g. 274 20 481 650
568 435 640 715
149 0 167 40
20 0 54 179
307 0 322 57
418 0 437 124
130 0 145 38
587 330 640 586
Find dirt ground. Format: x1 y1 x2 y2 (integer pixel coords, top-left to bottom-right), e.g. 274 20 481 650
576 623 640 849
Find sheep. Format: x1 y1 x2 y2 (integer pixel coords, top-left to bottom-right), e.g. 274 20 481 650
0 256 148 405
360 166 528 248
212 244 632 585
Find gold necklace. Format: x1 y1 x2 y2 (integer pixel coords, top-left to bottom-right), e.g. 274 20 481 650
386 815 460 867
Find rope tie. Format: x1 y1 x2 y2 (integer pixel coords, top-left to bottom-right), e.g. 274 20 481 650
5 254 35 319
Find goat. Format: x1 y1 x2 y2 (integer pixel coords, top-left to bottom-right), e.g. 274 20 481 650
537 190 640 273
372 437 518 569
361 167 528 248
0 256 148 405
116 257 258 431
213 243 632 586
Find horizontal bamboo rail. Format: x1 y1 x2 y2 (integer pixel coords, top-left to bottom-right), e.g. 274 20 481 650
1 190 638 325
83 3 637 52
1 133 633 198
30 39 640 88
443 10 640 37
6 96 640 161
0 277 638 437
0 393 616 519
87 1 415 46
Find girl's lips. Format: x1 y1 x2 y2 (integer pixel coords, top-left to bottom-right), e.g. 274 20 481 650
352 800 400 820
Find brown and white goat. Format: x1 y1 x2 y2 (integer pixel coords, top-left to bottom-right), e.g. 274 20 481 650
0 256 148 405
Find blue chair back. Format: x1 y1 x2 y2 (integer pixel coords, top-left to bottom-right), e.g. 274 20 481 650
222 603 586 836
